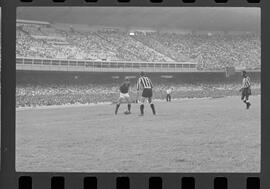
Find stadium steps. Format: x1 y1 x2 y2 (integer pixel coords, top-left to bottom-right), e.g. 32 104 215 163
131 35 179 62
95 32 145 62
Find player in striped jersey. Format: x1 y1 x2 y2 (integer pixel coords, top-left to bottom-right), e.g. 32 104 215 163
136 72 156 115
239 71 252 109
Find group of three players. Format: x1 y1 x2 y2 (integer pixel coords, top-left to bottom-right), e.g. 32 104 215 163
115 70 252 115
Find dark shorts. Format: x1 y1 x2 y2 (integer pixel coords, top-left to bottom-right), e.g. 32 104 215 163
241 87 251 100
142 88 153 98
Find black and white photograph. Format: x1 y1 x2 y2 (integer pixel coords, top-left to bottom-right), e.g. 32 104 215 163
16 7 261 172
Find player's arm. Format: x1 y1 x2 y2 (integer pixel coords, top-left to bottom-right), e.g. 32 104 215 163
136 78 141 102
239 78 245 92
136 78 141 91
239 86 243 92
247 77 251 88
119 82 124 90
149 79 153 89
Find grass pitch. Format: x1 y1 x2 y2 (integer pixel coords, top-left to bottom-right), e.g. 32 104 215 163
16 96 260 172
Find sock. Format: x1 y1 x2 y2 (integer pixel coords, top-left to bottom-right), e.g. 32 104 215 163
128 104 131 112
115 104 120 114
150 104 156 115
140 104 144 115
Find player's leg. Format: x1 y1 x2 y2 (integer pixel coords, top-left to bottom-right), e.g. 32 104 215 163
241 90 247 105
115 97 123 115
127 100 131 113
147 89 156 115
125 95 132 113
169 94 171 102
245 95 251 109
140 97 146 115
166 94 169 102
148 97 156 115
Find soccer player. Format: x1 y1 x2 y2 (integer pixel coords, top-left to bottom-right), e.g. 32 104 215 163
136 72 156 115
166 87 173 102
115 78 132 115
239 71 251 109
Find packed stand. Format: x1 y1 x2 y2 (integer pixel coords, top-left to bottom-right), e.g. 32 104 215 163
141 32 261 70
16 22 261 70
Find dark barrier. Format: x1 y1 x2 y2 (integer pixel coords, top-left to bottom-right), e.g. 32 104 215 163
16 70 261 85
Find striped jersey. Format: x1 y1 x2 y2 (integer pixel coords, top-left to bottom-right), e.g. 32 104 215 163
242 76 251 88
137 76 153 90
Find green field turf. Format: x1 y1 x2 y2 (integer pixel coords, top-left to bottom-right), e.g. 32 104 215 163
16 96 260 172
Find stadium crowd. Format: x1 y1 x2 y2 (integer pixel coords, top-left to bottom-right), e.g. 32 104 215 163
16 23 261 70
15 22 261 107
16 80 261 108
134 32 260 70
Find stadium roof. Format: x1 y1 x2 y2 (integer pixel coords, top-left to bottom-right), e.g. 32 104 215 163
17 7 260 32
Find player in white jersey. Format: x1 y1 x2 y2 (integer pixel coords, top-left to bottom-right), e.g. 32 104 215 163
166 87 173 102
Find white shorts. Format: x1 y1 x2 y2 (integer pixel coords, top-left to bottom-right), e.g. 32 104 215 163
120 92 130 99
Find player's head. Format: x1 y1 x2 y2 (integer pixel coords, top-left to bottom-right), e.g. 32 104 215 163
140 71 145 77
242 71 247 77
124 77 130 84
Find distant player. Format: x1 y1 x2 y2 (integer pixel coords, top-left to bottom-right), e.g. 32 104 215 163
115 78 132 115
136 72 156 115
166 87 173 102
239 71 251 109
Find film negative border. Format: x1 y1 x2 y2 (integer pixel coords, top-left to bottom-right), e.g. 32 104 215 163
9 0 264 4
1 0 270 189
16 175 261 189
2 0 265 5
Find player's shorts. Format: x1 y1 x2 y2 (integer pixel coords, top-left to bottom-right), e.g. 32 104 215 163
241 87 251 100
142 88 153 98
120 92 130 99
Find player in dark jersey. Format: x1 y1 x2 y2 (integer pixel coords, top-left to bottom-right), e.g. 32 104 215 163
239 71 251 109
115 78 132 115
136 72 156 116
